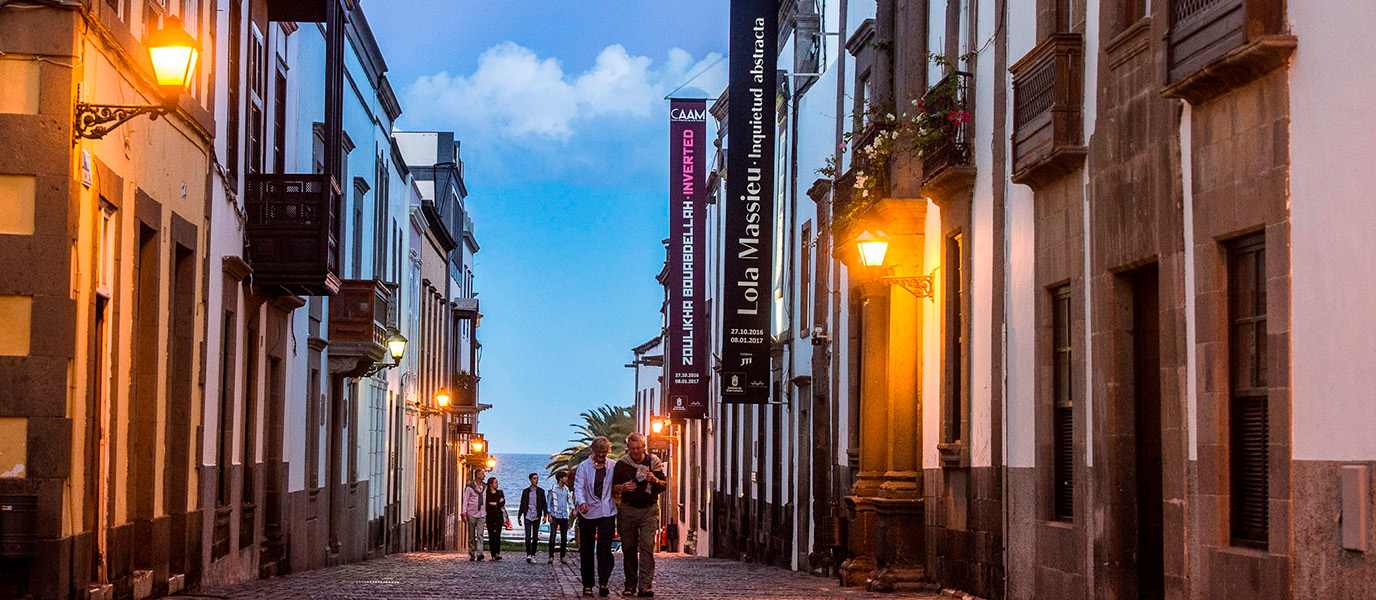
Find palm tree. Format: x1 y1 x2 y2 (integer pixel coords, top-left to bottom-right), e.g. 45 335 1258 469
546 404 634 476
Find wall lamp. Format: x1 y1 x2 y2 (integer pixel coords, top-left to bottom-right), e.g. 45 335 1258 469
363 330 408 377
75 17 198 140
855 230 936 300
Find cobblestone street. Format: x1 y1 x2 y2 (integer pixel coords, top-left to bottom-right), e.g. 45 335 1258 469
188 553 945 600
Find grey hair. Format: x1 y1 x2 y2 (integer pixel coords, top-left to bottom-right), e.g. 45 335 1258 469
626 432 646 446
591 436 612 450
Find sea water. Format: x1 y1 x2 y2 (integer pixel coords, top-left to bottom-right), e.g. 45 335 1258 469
482 453 562 542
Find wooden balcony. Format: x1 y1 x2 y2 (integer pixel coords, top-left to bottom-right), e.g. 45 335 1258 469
1010 33 1086 188
1163 0 1295 104
920 72 976 200
327 279 390 377
244 174 342 296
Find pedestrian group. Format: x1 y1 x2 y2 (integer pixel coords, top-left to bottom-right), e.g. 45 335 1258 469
460 433 667 598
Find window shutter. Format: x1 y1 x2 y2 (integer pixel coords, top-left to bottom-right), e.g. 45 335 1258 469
1227 233 1268 548
1230 397 1269 546
1054 404 1074 520
1051 285 1073 521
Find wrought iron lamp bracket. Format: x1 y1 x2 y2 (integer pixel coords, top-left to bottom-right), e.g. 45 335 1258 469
362 360 396 378
74 102 173 140
882 266 939 300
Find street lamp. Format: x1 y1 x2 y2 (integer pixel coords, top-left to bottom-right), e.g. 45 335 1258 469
435 390 450 408
470 437 486 454
362 329 407 377
486 456 497 470
855 230 937 300
855 230 890 268
650 416 666 435
75 17 199 139
386 331 408 363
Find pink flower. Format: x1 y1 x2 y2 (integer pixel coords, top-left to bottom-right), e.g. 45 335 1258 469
839 142 848 152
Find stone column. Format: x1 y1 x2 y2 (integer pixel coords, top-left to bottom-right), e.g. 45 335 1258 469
871 264 927 591
842 280 890 586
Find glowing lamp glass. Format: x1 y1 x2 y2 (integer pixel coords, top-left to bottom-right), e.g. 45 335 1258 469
385 332 408 361
145 17 199 94
651 418 665 434
470 438 486 454
486 456 497 470
856 231 890 267
435 391 450 408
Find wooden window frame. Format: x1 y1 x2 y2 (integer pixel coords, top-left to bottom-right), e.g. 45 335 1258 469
943 232 967 446
1052 284 1074 521
799 220 812 338
1227 233 1268 548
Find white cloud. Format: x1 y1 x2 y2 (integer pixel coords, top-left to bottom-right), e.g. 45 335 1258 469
402 42 724 141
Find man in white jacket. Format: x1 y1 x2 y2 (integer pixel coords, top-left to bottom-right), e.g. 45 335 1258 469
574 436 617 596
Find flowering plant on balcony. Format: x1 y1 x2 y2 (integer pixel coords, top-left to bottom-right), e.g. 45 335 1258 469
456 371 480 390
817 71 970 198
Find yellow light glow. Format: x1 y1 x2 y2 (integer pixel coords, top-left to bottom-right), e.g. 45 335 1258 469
149 46 196 89
436 391 450 408
145 17 199 95
651 418 665 434
470 438 486 454
856 230 890 267
385 332 408 361
486 456 497 470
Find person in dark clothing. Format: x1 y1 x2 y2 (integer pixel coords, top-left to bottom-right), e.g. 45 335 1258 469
574 436 617 597
612 433 667 597
484 477 508 560
518 472 549 562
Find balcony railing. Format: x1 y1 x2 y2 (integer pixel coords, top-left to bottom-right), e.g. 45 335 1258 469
921 72 974 183
245 174 342 296
328 279 390 368
1011 33 1086 187
1164 0 1293 103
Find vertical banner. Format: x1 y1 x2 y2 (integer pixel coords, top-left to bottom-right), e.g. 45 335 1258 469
668 99 709 420
721 0 777 403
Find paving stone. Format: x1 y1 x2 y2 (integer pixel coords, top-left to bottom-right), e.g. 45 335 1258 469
187 552 945 599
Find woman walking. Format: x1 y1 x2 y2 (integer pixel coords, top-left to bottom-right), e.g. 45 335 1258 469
574 437 617 597
484 476 509 561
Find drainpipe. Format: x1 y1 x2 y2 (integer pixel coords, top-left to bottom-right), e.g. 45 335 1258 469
831 0 849 578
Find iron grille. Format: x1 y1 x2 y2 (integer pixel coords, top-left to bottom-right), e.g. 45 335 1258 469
922 72 974 181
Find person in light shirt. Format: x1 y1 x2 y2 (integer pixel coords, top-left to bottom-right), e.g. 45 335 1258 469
462 469 486 561
547 470 574 564
574 436 617 597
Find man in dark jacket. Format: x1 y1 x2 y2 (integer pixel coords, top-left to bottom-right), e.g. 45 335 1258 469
612 433 667 597
518 472 549 563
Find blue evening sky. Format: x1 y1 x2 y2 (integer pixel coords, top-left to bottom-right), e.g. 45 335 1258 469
368 1 728 455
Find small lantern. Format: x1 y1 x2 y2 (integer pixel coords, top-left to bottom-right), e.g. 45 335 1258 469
856 230 890 268
145 17 199 97
385 331 408 362
470 437 486 454
650 417 666 435
435 390 450 408
486 456 497 470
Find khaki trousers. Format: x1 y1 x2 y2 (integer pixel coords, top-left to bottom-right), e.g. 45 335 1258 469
617 502 660 591
465 515 485 555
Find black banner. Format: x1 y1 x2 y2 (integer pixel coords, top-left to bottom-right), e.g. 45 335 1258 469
721 0 777 403
668 99 709 420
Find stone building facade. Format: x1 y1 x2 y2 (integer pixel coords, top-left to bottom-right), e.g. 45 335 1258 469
648 1 1376 600
0 2 488 599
